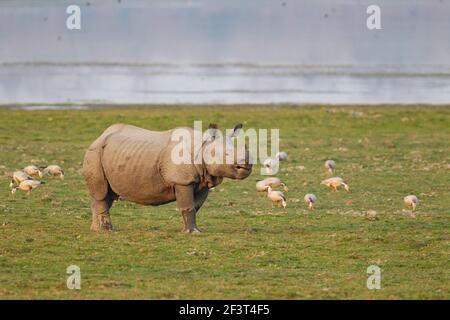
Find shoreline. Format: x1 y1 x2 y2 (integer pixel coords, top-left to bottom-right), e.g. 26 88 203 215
2 102 450 110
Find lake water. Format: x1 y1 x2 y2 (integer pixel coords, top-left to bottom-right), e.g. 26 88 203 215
1 0 450 106
1 62 450 105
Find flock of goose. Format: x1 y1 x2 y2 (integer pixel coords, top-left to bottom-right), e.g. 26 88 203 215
7 156 419 213
257 153 419 212
8 165 64 195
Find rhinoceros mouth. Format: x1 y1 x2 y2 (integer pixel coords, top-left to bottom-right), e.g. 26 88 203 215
235 164 252 171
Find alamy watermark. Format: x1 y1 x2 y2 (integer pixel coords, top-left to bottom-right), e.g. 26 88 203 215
366 5 381 30
170 121 280 175
366 265 381 290
66 5 81 30
67 265 81 290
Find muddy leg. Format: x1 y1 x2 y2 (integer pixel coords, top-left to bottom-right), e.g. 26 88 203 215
90 190 115 231
175 185 200 233
181 208 200 233
194 188 209 212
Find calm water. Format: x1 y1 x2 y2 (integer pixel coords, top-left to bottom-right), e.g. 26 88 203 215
1 63 450 105
1 0 450 105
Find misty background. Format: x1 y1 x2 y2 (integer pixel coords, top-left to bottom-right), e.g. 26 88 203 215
1 0 449 105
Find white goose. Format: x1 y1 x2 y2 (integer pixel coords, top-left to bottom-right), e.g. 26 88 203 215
267 186 287 208
276 151 288 161
304 193 317 209
11 179 45 195
9 170 33 188
263 158 279 175
256 177 289 192
324 160 336 175
404 195 419 211
23 165 43 177
43 165 64 180
321 177 349 192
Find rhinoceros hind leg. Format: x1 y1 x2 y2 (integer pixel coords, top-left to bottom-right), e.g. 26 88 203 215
91 211 113 231
90 190 116 231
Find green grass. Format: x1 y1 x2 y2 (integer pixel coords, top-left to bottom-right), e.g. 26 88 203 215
0 105 449 299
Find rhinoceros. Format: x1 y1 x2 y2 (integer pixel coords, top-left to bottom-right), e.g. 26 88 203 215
82 123 252 233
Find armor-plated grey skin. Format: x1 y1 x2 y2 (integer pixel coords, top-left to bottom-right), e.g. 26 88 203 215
82 123 252 233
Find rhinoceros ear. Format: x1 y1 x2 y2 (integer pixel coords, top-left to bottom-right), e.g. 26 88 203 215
204 123 219 141
229 123 243 138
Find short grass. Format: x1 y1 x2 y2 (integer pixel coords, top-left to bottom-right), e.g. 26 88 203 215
0 105 449 299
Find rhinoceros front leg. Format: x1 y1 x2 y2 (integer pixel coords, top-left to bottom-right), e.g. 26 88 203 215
175 185 200 233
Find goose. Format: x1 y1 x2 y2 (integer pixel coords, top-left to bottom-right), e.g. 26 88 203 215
256 177 289 192
321 177 349 192
276 151 288 161
267 186 287 208
366 210 377 221
11 179 45 195
263 158 279 175
304 193 317 209
404 195 419 211
324 160 336 175
43 165 64 180
23 165 43 177
9 170 33 188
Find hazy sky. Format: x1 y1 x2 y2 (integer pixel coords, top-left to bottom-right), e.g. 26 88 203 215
1 0 449 65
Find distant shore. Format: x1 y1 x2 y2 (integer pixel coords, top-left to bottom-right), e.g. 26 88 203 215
2 102 450 111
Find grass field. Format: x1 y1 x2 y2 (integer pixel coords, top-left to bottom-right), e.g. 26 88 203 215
0 105 449 299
